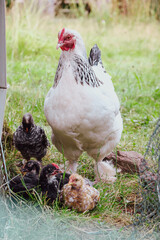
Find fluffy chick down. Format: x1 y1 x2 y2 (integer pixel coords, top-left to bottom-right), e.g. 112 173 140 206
62 173 100 212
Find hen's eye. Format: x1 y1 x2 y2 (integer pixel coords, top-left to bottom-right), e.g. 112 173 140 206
65 35 71 41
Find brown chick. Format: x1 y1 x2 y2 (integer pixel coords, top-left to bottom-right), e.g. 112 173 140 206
62 173 100 212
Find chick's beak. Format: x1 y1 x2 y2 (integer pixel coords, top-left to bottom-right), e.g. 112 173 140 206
51 169 62 176
21 168 28 176
21 165 29 172
69 179 74 185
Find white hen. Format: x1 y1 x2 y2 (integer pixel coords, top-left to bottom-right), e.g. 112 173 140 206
44 28 123 182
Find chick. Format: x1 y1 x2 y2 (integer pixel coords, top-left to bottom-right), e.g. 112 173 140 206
39 163 70 203
13 113 50 163
9 160 40 198
62 173 100 212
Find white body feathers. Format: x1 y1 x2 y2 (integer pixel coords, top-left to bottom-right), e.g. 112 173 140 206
44 29 123 181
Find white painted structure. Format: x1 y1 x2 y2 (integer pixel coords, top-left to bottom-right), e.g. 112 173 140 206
0 0 7 140
0 0 7 187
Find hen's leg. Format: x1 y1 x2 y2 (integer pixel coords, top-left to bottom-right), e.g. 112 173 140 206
94 160 117 183
52 132 81 173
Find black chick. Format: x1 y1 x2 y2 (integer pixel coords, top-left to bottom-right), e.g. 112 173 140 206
39 163 70 204
9 160 40 198
13 113 50 162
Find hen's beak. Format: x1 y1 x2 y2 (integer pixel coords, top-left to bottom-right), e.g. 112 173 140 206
56 42 63 50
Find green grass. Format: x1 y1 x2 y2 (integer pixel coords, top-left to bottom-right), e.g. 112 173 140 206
2 3 160 226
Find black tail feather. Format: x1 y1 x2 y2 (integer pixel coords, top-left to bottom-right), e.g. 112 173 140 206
88 44 102 66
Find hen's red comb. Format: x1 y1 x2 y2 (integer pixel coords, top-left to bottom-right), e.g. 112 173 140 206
58 28 65 42
52 163 60 169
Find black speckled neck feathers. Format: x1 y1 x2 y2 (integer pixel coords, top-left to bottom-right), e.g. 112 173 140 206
53 54 103 88
73 55 103 87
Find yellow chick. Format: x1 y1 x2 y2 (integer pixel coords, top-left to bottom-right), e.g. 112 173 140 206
62 173 100 212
